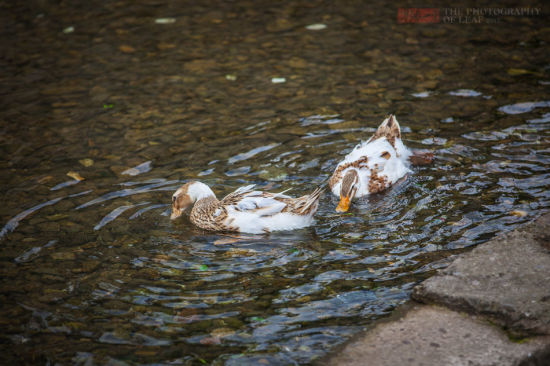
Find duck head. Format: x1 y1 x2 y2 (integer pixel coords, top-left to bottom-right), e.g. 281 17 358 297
171 181 215 220
336 170 359 212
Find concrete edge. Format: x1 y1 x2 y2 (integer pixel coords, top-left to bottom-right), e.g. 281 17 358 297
316 212 550 366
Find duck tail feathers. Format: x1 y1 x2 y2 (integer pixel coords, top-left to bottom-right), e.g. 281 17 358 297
300 186 325 215
369 114 401 143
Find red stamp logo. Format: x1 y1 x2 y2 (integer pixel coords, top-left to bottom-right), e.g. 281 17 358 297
398 8 440 23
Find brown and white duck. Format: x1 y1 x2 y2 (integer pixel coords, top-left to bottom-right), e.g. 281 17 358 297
171 181 324 234
329 115 434 212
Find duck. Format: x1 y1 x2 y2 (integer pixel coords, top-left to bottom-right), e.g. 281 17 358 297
170 181 324 234
329 114 433 212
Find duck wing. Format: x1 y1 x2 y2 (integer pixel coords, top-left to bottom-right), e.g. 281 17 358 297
221 185 291 217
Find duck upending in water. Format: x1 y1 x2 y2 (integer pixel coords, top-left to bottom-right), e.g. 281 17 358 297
329 114 433 212
171 181 324 234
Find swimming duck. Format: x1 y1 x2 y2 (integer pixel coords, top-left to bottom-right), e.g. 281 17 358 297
329 115 433 212
171 181 324 234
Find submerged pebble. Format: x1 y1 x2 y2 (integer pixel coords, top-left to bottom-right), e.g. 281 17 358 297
305 23 327 30
155 18 176 24
79 159 94 167
67 171 84 181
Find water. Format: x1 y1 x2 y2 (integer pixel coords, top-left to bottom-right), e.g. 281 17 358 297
1 1 549 364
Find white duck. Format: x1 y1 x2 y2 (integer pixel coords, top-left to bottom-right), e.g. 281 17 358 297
171 181 324 234
329 114 433 212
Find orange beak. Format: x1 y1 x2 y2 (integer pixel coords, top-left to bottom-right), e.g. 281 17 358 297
336 195 351 212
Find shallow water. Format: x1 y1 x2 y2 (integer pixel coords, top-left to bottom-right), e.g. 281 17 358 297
1 1 550 364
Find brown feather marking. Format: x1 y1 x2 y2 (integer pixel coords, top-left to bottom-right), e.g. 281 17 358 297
329 156 369 189
340 170 359 198
190 197 239 232
172 183 194 214
381 151 391 160
330 116 402 191
368 168 389 194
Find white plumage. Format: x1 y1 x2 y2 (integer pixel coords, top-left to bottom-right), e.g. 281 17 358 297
171 181 324 233
329 115 416 212
330 137 412 197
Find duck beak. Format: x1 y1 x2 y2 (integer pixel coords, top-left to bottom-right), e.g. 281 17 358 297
336 195 351 212
170 207 183 220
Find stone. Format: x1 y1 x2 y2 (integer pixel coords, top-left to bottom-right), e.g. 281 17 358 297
119 45 136 53
288 57 308 69
266 18 294 32
37 222 60 232
89 85 109 102
80 260 100 273
51 252 76 260
183 59 217 73
322 306 550 366
425 69 443 79
78 158 94 167
413 213 550 336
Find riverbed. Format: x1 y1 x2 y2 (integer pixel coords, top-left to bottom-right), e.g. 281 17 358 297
1 1 549 364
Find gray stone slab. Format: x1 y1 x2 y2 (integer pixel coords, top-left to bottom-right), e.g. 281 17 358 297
413 213 550 336
322 306 550 366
